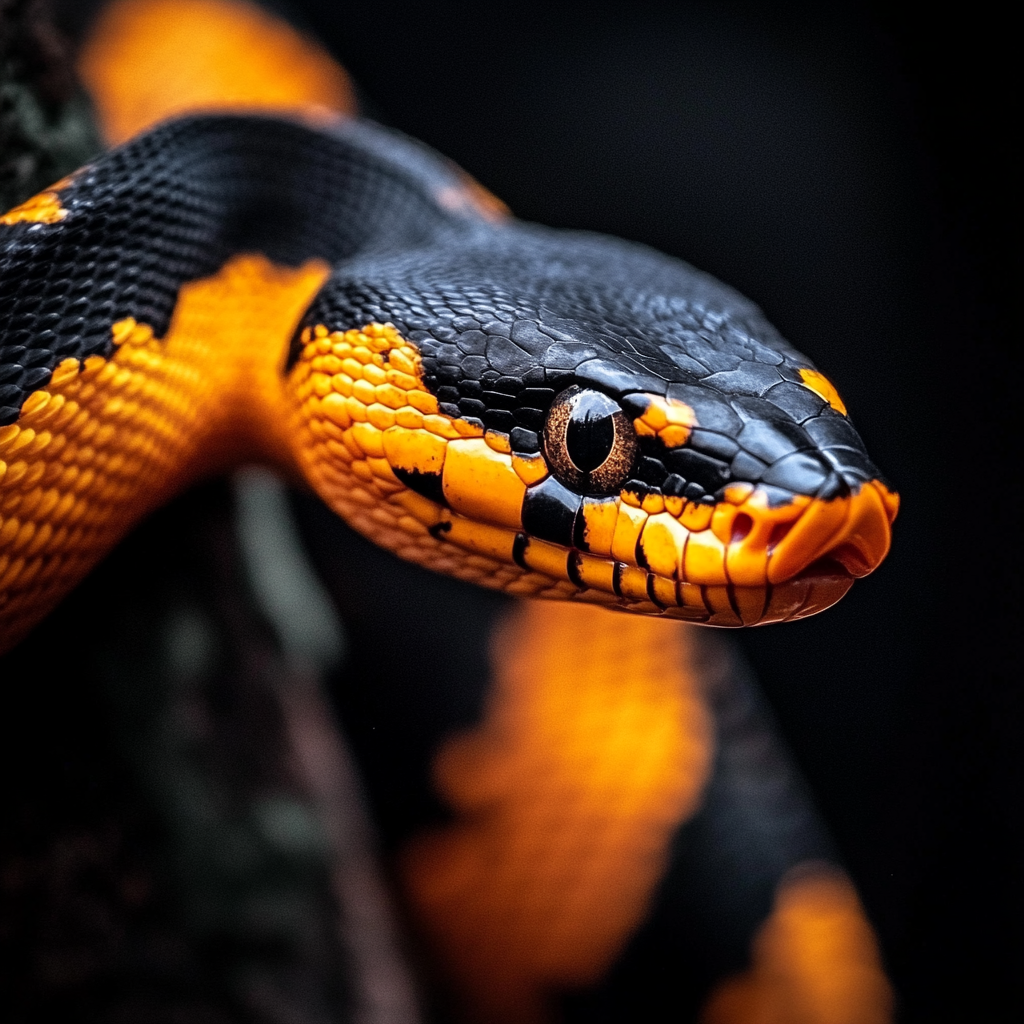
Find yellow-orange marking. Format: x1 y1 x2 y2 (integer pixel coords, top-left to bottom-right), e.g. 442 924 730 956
443 438 527 530
0 187 69 226
0 255 328 651
401 601 714 1024
701 865 893 1024
799 368 848 416
78 0 356 145
633 394 698 447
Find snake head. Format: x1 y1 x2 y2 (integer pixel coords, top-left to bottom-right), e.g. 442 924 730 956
286 227 897 625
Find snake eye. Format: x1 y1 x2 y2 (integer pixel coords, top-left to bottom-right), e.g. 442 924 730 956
543 386 638 494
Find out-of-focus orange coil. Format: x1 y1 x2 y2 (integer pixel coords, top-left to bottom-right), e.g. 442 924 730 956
78 0 356 145
701 865 894 1024
400 601 714 1023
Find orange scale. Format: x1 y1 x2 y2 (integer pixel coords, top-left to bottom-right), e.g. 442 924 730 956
25 523 53 558
839 483 893 576
683 527 729 585
767 494 850 583
610 502 647 565
639 512 688 579
615 564 650 602
703 587 743 626
680 500 714 532
763 577 816 622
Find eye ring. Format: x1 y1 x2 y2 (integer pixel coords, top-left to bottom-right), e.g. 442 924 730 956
543 386 638 494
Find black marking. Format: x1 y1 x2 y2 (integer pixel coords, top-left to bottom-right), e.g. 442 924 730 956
612 561 626 598
646 573 668 609
567 552 587 589
428 521 452 540
512 531 530 570
393 466 447 505
635 532 650 570
285 323 309 373
1 115 475 426
0 112 887 499
521 475 581 547
510 426 540 453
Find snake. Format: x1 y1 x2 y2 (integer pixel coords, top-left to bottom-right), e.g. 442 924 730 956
0 1 899 1020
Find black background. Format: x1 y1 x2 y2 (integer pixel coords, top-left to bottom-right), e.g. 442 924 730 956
54 2 1020 1020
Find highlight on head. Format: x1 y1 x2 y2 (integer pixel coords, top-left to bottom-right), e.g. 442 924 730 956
286 321 897 626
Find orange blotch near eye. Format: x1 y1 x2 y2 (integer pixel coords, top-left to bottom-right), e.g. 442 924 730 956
632 395 698 448
484 429 512 454
798 368 848 416
79 0 356 145
680 500 714 533
442 438 526 530
511 451 549 486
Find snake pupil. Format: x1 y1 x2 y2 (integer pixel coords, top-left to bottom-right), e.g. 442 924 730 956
565 391 618 471
544 386 638 494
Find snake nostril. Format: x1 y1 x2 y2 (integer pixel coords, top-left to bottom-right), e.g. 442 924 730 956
768 520 794 552
731 513 754 544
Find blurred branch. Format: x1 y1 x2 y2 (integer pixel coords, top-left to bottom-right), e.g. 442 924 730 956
0 0 100 210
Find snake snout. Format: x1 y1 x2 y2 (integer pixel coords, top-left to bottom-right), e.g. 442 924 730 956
765 480 898 586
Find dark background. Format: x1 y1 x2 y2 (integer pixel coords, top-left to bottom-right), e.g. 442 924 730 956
52 1 1020 1020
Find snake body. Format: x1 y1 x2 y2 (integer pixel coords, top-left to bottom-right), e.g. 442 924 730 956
0 2 899 1020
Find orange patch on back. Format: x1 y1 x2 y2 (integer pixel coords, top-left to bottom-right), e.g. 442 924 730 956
78 0 356 145
400 601 714 1023
798 368 848 416
0 254 328 652
0 177 74 225
701 865 894 1024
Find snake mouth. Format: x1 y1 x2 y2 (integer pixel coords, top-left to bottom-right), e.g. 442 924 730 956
372 482 889 627
529 543 858 627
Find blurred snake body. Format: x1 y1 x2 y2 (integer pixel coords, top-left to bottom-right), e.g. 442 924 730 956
0 2 898 1021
